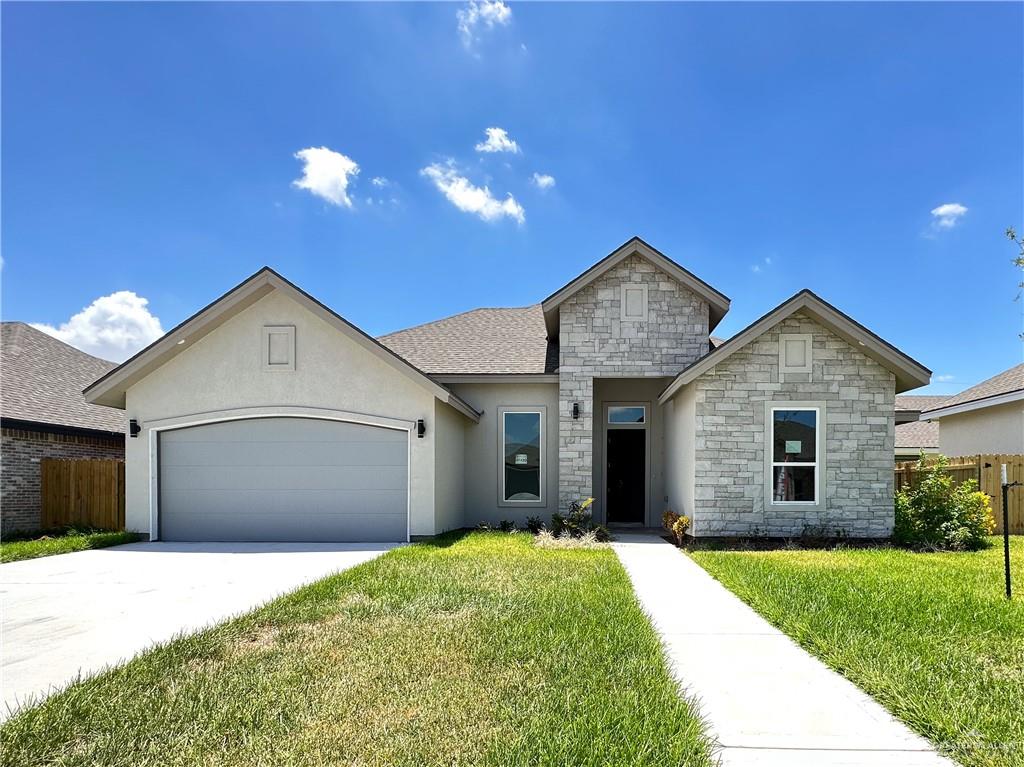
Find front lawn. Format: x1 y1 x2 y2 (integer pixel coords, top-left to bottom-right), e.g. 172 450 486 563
1 531 713 767
0 528 141 563
690 539 1024 767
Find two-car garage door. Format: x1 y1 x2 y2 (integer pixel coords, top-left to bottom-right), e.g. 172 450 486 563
158 417 408 542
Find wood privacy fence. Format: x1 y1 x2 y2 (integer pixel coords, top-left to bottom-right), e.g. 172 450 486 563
894 454 1024 534
41 459 125 530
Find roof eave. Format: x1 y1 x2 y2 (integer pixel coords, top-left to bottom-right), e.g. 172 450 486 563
920 389 1024 420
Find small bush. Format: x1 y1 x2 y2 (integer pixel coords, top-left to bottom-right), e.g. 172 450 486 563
497 520 516 533
671 515 691 544
525 516 545 534
534 529 608 550
894 456 994 551
662 510 680 532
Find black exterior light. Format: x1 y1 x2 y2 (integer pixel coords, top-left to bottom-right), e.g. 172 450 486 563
572 403 580 420
129 419 141 438
417 419 426 438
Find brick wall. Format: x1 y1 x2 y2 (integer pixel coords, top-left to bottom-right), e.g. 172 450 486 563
1 426 125 535
691 311 895 538
558 254 710 510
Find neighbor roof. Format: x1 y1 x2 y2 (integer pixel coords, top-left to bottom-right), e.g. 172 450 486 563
895 420 940 450
921 363 1024 419
1 322 126 434
378 306 558 375
540 236 731 337
658 289 932 403
896 394 949 412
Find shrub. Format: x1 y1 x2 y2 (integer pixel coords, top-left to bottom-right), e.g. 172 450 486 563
894 456 995 551
544 499 611 541
662 510 680 532
671 515 691 545
497 520 516 533
534 529 608 550
525 516 545 534
550 513 566 537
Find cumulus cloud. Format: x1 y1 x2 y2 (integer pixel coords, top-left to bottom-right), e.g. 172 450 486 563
457 0 512 49
371 176 390 188
935 374 956 382
475 127 520 154
32 291 164 362
531 172 556 190
292 146 360 207
421 161 524 224
930 202 968 229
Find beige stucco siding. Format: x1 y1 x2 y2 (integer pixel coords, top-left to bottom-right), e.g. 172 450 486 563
664 382 696 521
124 290 441 538
685 310 896 537
937 401 1024 457
433 399 466 533
448 382 559 527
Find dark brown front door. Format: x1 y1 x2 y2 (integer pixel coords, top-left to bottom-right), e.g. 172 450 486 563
606 429 645 524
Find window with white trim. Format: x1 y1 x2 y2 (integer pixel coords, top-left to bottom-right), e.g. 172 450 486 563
770 407 819 503
501 410 542 503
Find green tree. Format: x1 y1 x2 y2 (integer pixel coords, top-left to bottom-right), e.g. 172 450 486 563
1008 227 1024 339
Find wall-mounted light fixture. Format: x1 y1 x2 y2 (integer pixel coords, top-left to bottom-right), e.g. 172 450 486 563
129 419 141 438
417 419 426 438
572 403 580 420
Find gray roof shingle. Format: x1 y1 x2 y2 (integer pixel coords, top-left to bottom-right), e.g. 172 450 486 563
923 363 1024 412
1 322 126 433
895 420 940 450
895 394 948 412
378 306 559 375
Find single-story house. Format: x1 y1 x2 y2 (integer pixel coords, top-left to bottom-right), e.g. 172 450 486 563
920 363 1024 456
1 322 126 535
83 237 930 542
894 395 944 461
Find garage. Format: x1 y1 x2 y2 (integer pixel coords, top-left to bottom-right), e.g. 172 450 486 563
158 417 409 542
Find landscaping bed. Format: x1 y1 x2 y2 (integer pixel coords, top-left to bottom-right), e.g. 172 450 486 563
1 531 713 767
691 538 1024 767
1 528 141 563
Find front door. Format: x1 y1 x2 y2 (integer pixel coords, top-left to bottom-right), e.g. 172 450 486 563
605 404 647 525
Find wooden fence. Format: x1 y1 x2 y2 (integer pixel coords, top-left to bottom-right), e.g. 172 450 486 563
894 454 1024 534
41 459 125 531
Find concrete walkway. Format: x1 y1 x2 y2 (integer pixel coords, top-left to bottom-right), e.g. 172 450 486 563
612 534 954 766
1 541 400 720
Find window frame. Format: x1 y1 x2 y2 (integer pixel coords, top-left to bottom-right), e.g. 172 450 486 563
764 401 826 509
607 405 647 425
778 333 813 375
497 406 545 508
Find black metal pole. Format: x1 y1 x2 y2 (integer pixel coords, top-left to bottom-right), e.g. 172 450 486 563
1003 482 1012 600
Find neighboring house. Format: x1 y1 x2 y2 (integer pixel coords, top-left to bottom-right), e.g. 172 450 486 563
1 323 126 535
894 394 945 461
920 363 1024 456
83 237 930 542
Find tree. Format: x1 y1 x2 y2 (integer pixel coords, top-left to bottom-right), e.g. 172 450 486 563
1008 227 1024 339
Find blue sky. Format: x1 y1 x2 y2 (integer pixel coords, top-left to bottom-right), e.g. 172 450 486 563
3 2 1022 394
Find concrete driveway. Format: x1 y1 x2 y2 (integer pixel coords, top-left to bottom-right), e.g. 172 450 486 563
1 541 400 719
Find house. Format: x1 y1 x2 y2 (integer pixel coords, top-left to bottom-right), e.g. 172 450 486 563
1 323 126 535
894 395 944 461
920 363 1024 456
83 237 930 542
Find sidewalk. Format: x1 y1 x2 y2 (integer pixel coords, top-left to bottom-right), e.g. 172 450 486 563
612 534 955 766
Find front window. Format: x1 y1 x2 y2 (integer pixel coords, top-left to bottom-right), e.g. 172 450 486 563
503 411 542 502
608 405 646 424
770 408 818 503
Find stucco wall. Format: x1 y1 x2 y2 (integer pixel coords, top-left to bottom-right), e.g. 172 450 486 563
124 290 443 538
664 383 696 522
557 254 710 511
433 399 466 533
937 402 1024 457
449 382 559 526
687 311 895 538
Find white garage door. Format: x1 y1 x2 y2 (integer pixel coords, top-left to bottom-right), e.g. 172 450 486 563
159 417 408 542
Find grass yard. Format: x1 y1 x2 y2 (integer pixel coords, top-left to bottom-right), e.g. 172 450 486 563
1 531 713 767
0 528 140 563
690 538 1024 767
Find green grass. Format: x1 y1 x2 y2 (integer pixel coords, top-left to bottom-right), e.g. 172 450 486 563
690 538 1024 767
1 531 713 767
0 528 141 563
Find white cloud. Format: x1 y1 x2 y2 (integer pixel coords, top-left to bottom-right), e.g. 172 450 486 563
292 146 360 207
457 0 512 49
421 160 524 224
751 256 772 274
531 172 556 190
475 127 520 154
371 176 389 188
930 202 968 229
32 291 164 362
935 374 956 382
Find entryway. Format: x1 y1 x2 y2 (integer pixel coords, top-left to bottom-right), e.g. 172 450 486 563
605 403 648 525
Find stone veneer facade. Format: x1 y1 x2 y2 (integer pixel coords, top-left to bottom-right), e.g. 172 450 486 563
558 254 710 510
690 311 895 537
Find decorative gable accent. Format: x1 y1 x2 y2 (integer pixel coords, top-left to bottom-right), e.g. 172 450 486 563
779 333 812 375
262 325 295 371
620 283 649 322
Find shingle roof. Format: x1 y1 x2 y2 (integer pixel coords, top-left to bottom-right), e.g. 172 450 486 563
895 394 948 412
922 363 1024 412
895 420 940 450
1 322 126 433
378 306 559 375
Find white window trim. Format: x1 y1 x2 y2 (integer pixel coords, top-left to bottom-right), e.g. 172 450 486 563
778 333 813 374
262 325 296 371
607 404 647 425
764 401 827 510
620 283 649 322
498 406 545 508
